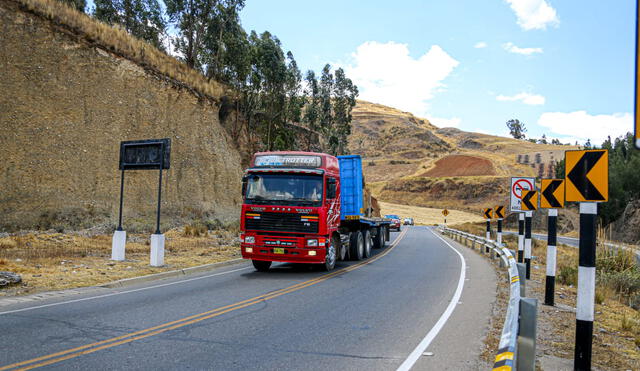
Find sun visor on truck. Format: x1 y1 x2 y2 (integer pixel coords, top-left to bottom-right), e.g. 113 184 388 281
254 155 322 168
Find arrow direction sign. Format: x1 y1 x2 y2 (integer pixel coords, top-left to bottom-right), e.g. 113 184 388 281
494 205 505 219
483 208 493 219
521 190 538 211
442 209 449 217
510 177 536 212
541 179 565 209
565 150 608 202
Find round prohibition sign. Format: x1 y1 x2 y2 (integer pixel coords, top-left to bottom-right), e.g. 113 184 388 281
512 179 534 199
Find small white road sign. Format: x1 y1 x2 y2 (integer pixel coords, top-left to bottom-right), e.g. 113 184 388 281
510 177 536 212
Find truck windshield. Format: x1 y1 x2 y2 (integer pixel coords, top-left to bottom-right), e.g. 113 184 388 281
245 173 323 206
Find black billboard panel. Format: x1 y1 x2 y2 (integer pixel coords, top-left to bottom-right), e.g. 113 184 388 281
119 138 171 170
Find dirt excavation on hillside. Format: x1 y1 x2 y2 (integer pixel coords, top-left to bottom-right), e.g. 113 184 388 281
0 227 241 296
420 154 497 177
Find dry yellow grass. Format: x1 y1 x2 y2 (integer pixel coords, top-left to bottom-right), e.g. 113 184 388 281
452 225 640 369
12 0 227 100
379 201 484 225
0 228 240 295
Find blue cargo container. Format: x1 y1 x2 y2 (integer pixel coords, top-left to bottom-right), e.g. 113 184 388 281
337 155 364 220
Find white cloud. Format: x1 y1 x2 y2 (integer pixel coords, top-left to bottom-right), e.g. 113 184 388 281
496 92 545 105
537 111 632 144
505 0 559 30
474 41 488 49
503 42 543 55
341 41 459 117
430 117 462 128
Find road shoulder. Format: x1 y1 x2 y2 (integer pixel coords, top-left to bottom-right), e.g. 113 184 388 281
411 232 498 370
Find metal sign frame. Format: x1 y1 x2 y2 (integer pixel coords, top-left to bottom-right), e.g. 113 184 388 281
510 177 536 212
116 138 172 234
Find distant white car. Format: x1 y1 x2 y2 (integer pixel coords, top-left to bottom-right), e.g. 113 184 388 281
403 218 414 226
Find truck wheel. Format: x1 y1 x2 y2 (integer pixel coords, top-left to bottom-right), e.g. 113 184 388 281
322 236 337 271
362 230 372 258
373 227 384 249
349 231 364 261
252 260 271 272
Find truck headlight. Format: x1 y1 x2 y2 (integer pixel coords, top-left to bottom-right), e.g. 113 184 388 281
306 239 318 247
244 236 255 244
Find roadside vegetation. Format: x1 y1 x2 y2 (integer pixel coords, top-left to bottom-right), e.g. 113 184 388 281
451 221 640 369
0 226 240 295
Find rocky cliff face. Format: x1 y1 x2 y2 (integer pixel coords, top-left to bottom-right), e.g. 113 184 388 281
0 0 243 231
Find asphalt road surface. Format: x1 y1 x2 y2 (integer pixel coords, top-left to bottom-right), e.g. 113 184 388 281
0 227 496 370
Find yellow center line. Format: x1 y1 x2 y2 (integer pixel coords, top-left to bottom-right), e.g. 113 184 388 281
3 228 409 371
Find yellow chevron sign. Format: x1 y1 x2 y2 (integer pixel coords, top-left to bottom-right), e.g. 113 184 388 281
540 179 565 209
483 208 493 219
521 190 538 211
565 150 608 202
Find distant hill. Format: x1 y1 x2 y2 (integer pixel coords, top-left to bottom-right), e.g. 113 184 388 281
348 101 577 216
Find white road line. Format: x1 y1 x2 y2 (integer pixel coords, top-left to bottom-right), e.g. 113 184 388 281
397 227 467 371
0 266 251 316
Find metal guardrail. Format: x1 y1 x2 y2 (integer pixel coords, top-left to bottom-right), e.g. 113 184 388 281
438 226 536 371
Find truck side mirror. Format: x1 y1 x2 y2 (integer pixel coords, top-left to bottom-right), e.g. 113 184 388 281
326 178 337 199
241 175 248 197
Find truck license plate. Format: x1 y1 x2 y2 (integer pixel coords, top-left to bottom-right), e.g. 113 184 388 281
273 248 285 254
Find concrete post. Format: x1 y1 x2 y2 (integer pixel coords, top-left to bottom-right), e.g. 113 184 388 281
150 233 165 267
111 230 126 261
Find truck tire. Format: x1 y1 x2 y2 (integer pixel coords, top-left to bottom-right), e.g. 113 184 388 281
373 227 384 249
362 230 372 258
336 234 347 261
349 231 364 261
321 235 338 271
252 260 271 272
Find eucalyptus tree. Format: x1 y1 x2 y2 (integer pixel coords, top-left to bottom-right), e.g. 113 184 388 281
93 0 165 49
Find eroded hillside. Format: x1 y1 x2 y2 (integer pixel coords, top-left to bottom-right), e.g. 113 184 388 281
0 0 243 231
349 101 576 213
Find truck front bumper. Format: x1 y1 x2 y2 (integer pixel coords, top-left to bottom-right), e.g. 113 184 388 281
241 244 327 264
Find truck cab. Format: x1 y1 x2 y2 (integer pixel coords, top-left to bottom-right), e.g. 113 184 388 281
240 152 342 271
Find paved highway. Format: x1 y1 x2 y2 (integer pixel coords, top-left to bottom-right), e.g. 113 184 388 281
0 227 496 370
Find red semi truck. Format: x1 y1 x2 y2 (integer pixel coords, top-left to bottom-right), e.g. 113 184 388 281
240 151 392 271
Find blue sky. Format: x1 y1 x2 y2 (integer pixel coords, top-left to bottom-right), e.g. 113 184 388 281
239 0 636 145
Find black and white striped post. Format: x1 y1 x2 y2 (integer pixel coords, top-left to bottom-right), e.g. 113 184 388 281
518 213 524 263
575 202 597 370
524 211 532 279
486 218 491 252
497 218 503 245
545 209 557 306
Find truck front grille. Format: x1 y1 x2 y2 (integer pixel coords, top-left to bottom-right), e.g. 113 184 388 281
245 212 319 233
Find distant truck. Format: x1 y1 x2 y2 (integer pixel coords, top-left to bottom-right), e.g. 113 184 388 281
240 151 392 271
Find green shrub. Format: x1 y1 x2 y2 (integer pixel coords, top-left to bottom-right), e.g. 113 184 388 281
558 265 578 286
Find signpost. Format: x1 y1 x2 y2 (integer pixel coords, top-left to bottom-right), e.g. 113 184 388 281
510 177 535 264
442 209 449 225
521 190 538 279
483 208 493 250
636 0 640 150
112 139 171 267
494 205 505 246
540 179 565 307
565 149 608 370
